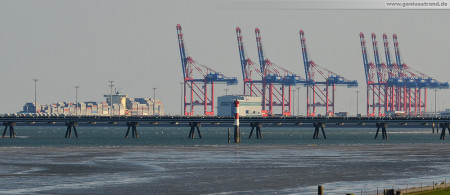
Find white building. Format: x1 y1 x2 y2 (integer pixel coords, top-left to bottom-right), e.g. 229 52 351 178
217 95 262 117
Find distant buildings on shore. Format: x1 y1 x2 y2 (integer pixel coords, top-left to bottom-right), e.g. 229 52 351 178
17 92 449 117
20 92 164 116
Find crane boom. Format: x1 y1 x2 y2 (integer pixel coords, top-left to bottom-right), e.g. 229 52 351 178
255 28 266 74
371 33 382 69
177 24 188 79
359 33 371 84
299 30 311 80
236 27 247 81
382 33 393 68
393 34 403 69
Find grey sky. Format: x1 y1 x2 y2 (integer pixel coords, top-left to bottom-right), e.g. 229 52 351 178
0 0 449 115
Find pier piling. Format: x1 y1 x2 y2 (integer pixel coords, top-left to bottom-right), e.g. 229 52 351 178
249 122 263 139
125 122 139 139
2 126 7 138
384 189 395 195
439 123 450 140
65 122 79 138
188 122 202 139
375 123 388 140
73 126 78 138
313 122 326 139
228 128 230 143
2 122 16 138
318 185 324 195
125 125 131 138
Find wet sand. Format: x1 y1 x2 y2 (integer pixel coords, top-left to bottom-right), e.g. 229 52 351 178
0 144 449 194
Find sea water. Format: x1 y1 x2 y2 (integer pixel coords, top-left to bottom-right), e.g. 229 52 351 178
0 125 447 146
0 125 449 194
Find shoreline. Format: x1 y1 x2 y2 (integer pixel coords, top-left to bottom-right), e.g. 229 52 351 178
397 182 450 194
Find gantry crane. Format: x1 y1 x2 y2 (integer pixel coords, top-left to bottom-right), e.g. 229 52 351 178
392 34 448 115
300 30 358 116
360 32 385 116
360 32 448 116
253 27 304 116
177 24 238 116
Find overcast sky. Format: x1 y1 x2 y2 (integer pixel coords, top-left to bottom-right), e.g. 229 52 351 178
0 0 449 115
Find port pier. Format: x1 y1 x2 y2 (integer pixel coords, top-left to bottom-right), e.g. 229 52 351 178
1 116 450 140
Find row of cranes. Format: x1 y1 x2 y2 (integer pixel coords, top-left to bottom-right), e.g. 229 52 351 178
177 24 447 117
359 33 448 117
177 24 357 116
237 27 357 116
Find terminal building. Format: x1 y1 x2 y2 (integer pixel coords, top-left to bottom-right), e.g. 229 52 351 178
217 95 262 117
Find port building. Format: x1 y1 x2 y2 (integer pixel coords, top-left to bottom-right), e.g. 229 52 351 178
217 95 262 117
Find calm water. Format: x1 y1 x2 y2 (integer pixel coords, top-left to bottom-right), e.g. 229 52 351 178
0 125 447 146
1 125 449 194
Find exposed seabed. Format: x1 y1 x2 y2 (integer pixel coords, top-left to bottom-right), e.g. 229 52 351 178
0 144 449 194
